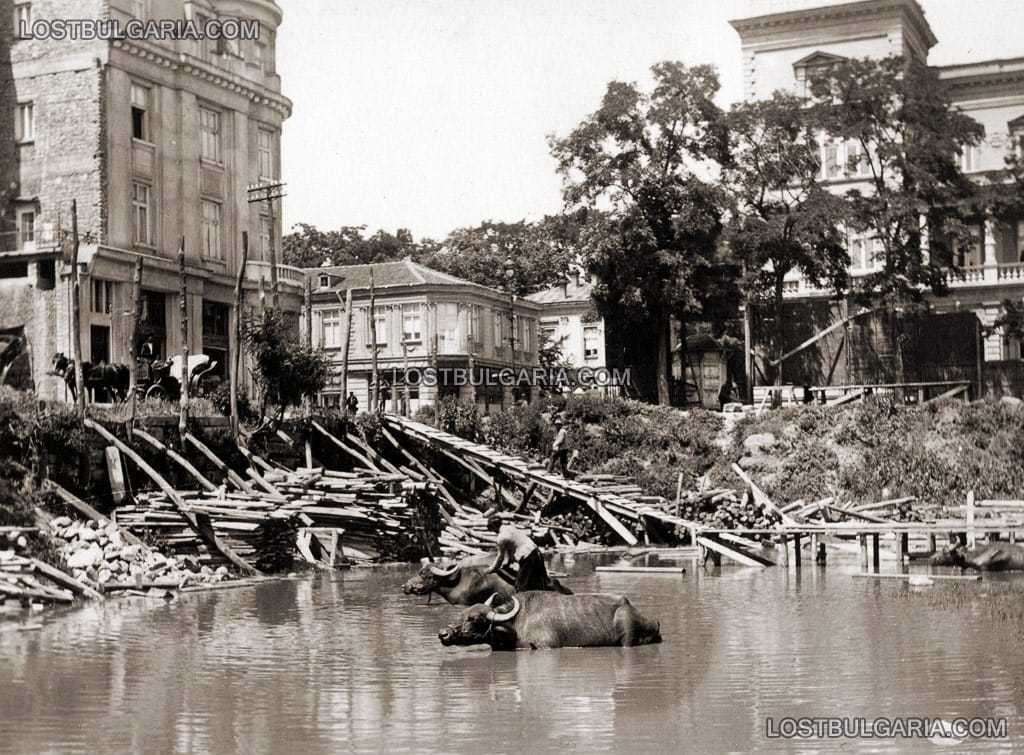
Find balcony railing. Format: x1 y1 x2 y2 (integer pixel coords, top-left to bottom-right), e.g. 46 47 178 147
781 262 1024 297
244 260 305 289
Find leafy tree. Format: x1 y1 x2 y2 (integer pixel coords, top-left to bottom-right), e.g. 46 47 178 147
242 310 330 423
549 61 733 404
281 223 422 268
420 215 580 295
808 55 984 382
724 92 850 386
992 298 1024 343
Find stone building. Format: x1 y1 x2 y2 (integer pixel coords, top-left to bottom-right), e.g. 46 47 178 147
730 0 1024 371
0 0 299 398
528 271 609 381
310 259 541 415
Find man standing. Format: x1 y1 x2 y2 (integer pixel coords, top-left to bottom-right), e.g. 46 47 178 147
549 418 569 475
346 391 359 415
486 516 561 592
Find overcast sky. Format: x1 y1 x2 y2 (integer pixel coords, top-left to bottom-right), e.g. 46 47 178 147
276 0 1024 241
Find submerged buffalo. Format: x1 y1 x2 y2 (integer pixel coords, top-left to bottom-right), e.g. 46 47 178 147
931 542 1024 571
438 591 662 650
402 554 572 605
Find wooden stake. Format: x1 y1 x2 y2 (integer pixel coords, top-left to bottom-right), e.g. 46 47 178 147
859 534 868 571
268 189 279 310
70 199 85 417
177 236 189 442
303 271 314 467
402 338 410 417
871 533 880 572
340 288 353 409
85 419 258 575
230 231 248 440
128 256 144 431
966 490 976 549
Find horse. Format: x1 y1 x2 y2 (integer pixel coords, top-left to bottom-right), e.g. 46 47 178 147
50 353 131 403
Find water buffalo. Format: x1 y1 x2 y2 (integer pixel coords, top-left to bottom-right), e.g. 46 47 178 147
402 554 573 605
51 353 130 403
402 554 519 605
931 542 1024 571
438 591 662 650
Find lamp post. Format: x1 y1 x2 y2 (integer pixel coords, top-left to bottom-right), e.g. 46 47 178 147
504 255 516 402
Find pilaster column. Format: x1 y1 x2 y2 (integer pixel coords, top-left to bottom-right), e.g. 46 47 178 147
984 218 998 283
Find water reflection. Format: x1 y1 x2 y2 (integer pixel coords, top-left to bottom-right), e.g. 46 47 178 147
0 559 1022 753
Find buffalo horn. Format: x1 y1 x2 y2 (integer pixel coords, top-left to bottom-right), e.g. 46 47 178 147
486 596 520 623
428 561 460 577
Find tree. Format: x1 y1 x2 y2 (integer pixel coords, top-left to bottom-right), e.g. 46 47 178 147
725 92 850 388
420 216 580 296
242 310 330 424
549 61 733 404
808 55 984 383
281 223 422 268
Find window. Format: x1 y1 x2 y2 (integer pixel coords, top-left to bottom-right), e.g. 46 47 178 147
493 309 504 349
257 128 274 179
259 215 272 262
131 83 150 141
14 3 30 37
15 102 33 142
201 200 222 259
959 144 981 173
195 13 211 59
17 210 34 249
469 304 481 344
253 40 266 70
132 182 152 245
320 308 342 348
401 303 422 343
90 325 110 364
131 0 146 20
823 141 841 179
584 326 600 360
200 106 221 162
846 141 870 177
367 306 388 345
201 301 229 338
849 233 882 271
91 279 113 315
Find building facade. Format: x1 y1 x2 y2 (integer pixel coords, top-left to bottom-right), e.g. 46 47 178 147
310 259 541 415
730 0 1024 366
1 0 300 398
528 271 608 373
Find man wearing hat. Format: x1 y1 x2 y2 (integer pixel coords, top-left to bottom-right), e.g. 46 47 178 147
549 417 569 475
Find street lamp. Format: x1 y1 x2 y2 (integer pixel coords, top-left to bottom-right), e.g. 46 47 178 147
504 256 516 400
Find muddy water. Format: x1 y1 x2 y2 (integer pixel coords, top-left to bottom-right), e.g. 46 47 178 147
1 554 1022 754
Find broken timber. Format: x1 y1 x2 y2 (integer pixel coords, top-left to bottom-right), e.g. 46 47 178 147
85 419 259 576
382 416 640 545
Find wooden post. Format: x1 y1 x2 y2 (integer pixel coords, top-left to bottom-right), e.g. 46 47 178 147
128 256 143 431
338 288 353 410
369 268 379 413
69 199 85 418
267 189 279 310
230 231 248 440
743 299 754 404
303 271 314 467
793 534 802 568
871 534 880 572
402 338 410 417
966 490 976 549
177 236 189 441
859 534 868 572
927 532 937 554
675 472 684 517
899 532 909 571
777 535 789 567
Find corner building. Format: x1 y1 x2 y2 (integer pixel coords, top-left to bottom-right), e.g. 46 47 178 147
0 0 299 397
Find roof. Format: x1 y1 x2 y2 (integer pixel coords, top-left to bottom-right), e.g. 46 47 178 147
315 258 490 293
526 277 595 305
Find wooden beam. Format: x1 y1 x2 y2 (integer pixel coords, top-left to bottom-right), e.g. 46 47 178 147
182 432 255 494
42 480 146 548
133 427 218 492
310 420 379 471
86 419 259 575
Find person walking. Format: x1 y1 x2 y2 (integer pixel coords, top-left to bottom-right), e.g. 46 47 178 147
549 418 569 475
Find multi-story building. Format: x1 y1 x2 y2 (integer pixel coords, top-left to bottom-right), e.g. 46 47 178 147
1 0 300 398
310 258 541 414
730 0 1024 369
528 271 607 374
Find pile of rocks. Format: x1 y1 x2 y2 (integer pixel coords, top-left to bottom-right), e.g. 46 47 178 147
48 516 231 590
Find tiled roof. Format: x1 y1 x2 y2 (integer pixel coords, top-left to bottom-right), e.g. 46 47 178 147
526 278 594 305
315 258 488 292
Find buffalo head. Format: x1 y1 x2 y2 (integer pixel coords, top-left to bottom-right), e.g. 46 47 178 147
401 560 460 596
930 546 967 568
438 594 520 648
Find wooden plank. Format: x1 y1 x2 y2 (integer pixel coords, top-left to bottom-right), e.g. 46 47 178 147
731 464 797 526
595 565 686 574
311 421 379 471
30 558 103 600
86 420 259 576
42 480 146 548
696 536 771 568
133 428 218 492
183 432 256 494
105 447 128 504
851 573 980 582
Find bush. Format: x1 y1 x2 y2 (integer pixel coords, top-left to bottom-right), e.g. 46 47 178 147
436 396 480 440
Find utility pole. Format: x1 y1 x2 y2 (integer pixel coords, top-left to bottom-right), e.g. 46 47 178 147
178 236 189 441
246 180 286 310
369 266 379 414
70 200 85 418
128 256 144 432
230 231 249 440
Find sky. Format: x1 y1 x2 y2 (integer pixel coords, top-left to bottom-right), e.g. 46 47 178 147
276 0 1024 241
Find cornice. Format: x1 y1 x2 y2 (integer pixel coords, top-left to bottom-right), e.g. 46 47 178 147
730 0 937 50
110 38 292 118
